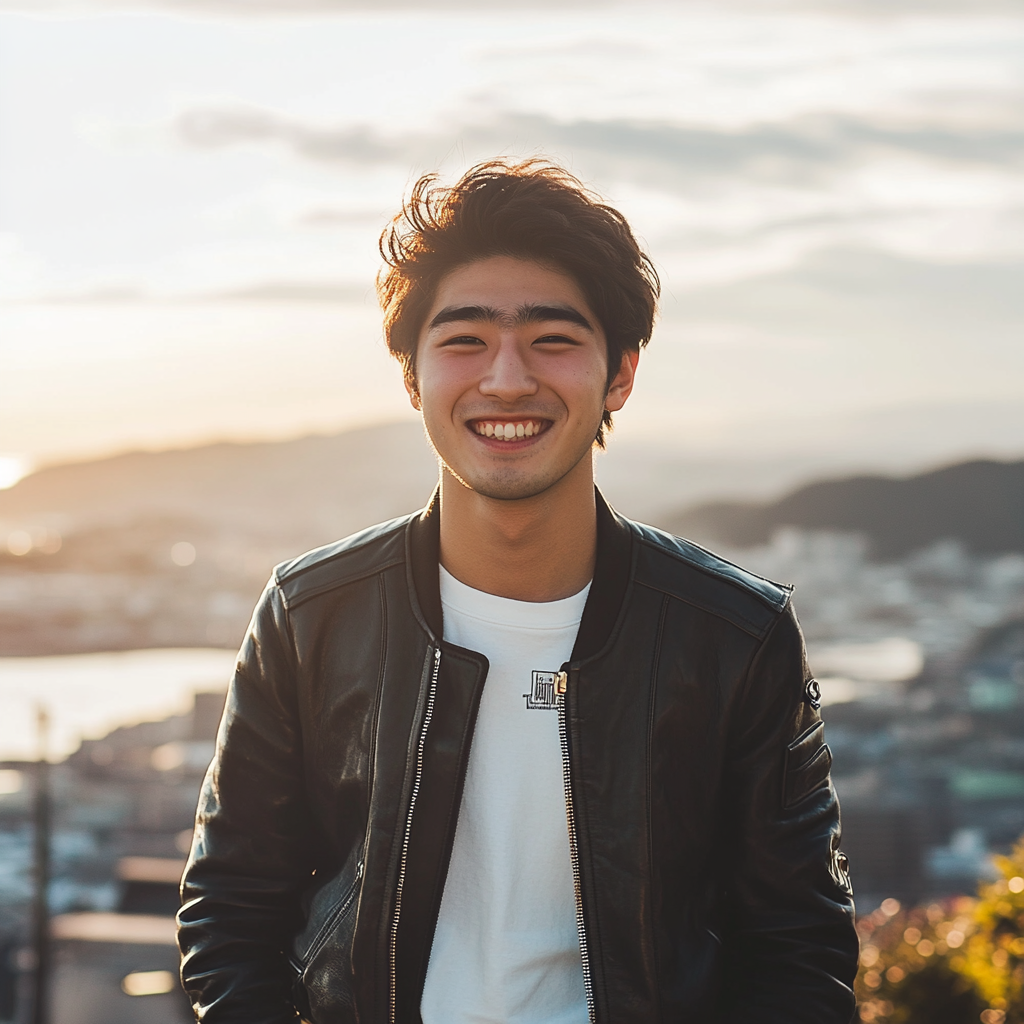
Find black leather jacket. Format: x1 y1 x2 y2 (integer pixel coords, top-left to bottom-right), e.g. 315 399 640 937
178 492 858 1023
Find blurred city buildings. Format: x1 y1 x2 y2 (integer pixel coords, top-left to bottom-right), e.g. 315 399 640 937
0 695 222 1022
721 530 1024 910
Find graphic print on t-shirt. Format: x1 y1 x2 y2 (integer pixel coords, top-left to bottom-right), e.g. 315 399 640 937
524 669 565 710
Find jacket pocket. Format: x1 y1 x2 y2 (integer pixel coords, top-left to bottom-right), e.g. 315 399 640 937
293 859 364 968
783 720 832 809
289 859 364 1019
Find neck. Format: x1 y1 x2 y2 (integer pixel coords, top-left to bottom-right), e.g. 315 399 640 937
438 454 597 602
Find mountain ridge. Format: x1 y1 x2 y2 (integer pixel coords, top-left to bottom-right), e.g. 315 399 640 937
667 458 1024 559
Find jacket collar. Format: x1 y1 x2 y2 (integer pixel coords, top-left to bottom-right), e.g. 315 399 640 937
408 487 444 641
407 484 634 662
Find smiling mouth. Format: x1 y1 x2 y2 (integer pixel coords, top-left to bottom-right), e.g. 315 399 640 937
470 419 550 441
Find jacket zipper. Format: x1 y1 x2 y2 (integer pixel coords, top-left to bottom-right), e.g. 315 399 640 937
556 668 597 1023
388 644 442 1024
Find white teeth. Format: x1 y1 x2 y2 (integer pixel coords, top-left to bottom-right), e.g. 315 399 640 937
476 420 543 440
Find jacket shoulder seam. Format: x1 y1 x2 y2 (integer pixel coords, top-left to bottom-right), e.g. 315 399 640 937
636 578 780 639
272 514 415 610
269 580 302 668
277 557 405 611
633 528 793 611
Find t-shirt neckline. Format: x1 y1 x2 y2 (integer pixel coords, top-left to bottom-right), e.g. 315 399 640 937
438 565 591 630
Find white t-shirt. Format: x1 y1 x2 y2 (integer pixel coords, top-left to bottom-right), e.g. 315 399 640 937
420 566 591 1024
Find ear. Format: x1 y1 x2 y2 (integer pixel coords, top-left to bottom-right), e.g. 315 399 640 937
404 374 422 411
604 349 640 413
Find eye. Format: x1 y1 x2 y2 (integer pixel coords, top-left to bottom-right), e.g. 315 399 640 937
533 333 580 346
439 334 485 348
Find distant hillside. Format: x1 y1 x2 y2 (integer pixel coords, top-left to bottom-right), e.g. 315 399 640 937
667 459 1024 559
0 421 440 549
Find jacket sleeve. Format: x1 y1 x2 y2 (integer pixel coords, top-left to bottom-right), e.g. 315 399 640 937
721 602 859 1024
178 580 314 1023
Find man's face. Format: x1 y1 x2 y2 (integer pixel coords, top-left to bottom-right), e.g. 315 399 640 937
410 255 637 502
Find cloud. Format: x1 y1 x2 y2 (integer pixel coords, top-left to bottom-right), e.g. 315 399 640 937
161 105 1024 277
172 106 401 163
167 106 1024 182
14 97 1022 305
668 246 1024 350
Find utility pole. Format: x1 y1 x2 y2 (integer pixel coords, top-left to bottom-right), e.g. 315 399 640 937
30 707 51 1024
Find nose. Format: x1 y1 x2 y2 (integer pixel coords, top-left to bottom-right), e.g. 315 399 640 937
479 338 538 403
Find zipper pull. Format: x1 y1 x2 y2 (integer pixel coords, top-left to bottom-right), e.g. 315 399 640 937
554 671 568 696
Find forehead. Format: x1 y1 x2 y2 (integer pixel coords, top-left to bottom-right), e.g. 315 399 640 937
426 255 594 322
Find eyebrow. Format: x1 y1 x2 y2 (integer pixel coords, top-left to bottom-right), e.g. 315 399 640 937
427 302 595 332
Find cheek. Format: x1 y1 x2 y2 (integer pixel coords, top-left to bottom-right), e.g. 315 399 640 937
417 365 473 423
561 361 609 409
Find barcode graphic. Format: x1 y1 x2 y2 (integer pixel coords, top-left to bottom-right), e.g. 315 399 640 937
524 670 559 710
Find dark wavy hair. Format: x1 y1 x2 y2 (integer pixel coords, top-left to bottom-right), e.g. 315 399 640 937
377 159 660 447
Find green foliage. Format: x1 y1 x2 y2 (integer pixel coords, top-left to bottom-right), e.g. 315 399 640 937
855 895 982 1023
854 837 1024 1024
956 840 1024 1022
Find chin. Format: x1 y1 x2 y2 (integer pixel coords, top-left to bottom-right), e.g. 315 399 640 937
453 460 581 502
471 479 556 502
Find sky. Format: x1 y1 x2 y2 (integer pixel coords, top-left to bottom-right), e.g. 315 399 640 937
1 0 1023 479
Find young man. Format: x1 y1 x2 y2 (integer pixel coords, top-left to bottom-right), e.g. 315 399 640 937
178 161 859 1023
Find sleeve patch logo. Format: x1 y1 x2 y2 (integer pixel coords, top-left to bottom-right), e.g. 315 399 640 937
805 678 822 710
